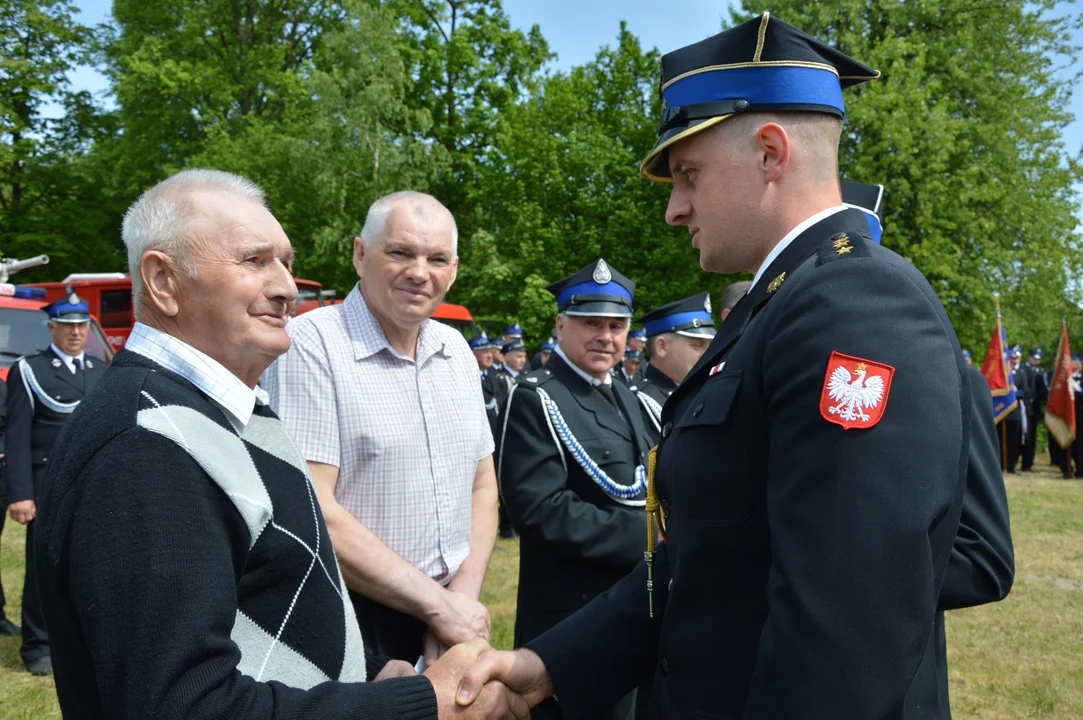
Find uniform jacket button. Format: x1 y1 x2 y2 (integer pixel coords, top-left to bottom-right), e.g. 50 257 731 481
603 450 612 459
693 403 704 417
662 421 672 438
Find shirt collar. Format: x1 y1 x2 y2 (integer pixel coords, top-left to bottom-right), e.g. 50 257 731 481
344 284 451 364
125 322 267 429
749 206 848 292
49 344 85 369
553 344 611 387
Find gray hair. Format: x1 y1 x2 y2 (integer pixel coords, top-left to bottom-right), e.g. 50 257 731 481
719 280 753 311
360 191 458 256
122 168 267 313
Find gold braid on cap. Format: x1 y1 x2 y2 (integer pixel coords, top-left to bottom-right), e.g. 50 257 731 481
644 445 666 617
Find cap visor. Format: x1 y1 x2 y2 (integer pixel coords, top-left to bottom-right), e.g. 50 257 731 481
50 316 91 323
563 301 633 318
677 327 717 339
640 115 733 182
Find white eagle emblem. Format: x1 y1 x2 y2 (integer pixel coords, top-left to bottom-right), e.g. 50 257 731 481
826 362 885 423
704 295 712 313
593 260 612 284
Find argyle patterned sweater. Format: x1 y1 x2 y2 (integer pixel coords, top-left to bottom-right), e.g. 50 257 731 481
35 350 437 719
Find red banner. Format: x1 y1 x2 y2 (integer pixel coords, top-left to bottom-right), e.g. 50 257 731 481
1045 320 1076 449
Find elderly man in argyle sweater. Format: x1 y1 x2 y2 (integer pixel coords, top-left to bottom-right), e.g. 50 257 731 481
32 169 525 720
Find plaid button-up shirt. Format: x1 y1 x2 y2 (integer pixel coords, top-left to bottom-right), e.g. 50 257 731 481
264 285 493 582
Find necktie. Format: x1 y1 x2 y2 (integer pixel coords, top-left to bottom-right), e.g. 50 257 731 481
72 357 85 390
596 382 619 410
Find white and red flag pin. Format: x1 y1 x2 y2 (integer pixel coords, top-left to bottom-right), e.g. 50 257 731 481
819 351 894 430
709 361 726 376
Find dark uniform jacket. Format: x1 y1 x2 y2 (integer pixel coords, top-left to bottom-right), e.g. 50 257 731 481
6 347 106 504
529 209 971 720
934 366 1014 717
498 351 653 647
1016 362 1046 417
634 364 679 444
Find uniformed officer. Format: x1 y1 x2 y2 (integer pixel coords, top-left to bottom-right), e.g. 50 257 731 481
497 258 654 720
963 349 973 366
838 179 1015 716
499 339 529 383
615 349 643 388
6 292 106 675
626 328 647 354
1018 348 1047 472
632 292 716 437
471 332 500 433
459 14 972 719
532 335 556 370
503 324 531 373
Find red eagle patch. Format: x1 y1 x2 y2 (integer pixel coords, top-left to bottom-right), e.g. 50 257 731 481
819 351 895 430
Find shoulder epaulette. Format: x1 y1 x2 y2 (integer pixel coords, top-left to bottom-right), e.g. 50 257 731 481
518 368 554 387
817 231 873 266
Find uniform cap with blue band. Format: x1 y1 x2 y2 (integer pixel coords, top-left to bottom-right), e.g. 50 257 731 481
469 332 493 351
841 181 885 243
642 12 879 182
541 336 557 351
1029 348 1044 359
43 292 91 323
503 324 524 338
502 339 526 354
635 291 717 339
547 259 636 318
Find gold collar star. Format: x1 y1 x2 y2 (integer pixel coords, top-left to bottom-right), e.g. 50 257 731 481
837 246 853 255
767 272 786 294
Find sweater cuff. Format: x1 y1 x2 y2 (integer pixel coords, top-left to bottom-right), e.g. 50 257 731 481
385 675 438 720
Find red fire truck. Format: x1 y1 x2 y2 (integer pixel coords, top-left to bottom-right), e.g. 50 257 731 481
29 274 476 353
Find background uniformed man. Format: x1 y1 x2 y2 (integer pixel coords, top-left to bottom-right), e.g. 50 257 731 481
1001 346 1025 473
532 335 556 370
717 280 752 320
497 258 653 720
633 291 716 438
1018 348 1047 472
459 14 972 719
5 293 106 675
615 349 643 387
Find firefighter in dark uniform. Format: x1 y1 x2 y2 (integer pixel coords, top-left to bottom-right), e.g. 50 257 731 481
497 258 653 720
503 324 531 373
458 15 972 719
632 292 716 440
615 349 644 388
532 335 556 370
1019 348 1047 471
471 332 501 435
6 293 106 675
843 179 1015 716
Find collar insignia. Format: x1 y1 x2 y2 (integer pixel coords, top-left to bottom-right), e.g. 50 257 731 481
593 259 613 284
51 358 62 368
526 376 538 383
767 272 786 294
86 360 94 369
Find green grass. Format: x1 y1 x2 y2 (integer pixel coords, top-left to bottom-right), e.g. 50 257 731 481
2 460 1082 718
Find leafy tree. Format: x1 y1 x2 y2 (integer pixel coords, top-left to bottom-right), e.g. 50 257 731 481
103 0 444 291
454 24 747 342
0 0 118 276
730 1 1083 355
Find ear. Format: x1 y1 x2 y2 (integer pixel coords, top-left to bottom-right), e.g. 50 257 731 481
755 122 791 183
352 237 365 278
720 307 732 321
555 314 565 341
445 256 459 291
140 250 181 318
655 335 668 359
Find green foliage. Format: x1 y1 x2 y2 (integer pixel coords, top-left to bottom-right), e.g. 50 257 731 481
730 1 1083 357
0 0 121 277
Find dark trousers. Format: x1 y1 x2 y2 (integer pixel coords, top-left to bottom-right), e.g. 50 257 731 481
0 470 7 617
1022 412 1040 470
350 591 426 664
21 519 49 663
1000 419 1022 472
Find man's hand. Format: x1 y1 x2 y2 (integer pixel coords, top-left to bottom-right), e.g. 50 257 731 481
8 499 35 525
428 590 491 649
456 648 554 710
374 659 418 681
425 638 528 719
423 628 449 669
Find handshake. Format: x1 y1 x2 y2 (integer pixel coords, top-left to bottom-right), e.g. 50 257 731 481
412 639 554 719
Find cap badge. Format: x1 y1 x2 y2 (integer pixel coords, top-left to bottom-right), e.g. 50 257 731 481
68 292 79 304
593 260 612 284
767 272 786 294
704 295 712 313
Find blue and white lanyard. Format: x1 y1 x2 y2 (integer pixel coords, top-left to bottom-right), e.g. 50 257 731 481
18 358 80 414
536 387 646 506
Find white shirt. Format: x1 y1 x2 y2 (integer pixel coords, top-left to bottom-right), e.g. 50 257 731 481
264 284 493 583
124 322 267 430
49 344 85 375
554 344 612 387
749 206 848 291
506 366 519 379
